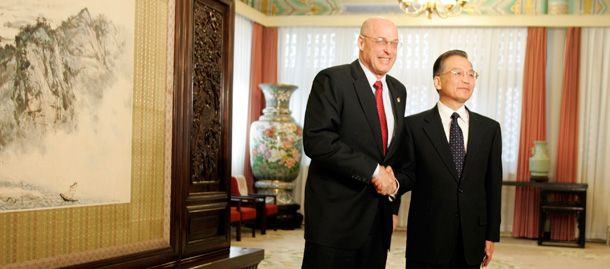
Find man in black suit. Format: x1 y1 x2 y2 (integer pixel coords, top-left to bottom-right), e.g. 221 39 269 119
395 50 502 268
301 17 406 268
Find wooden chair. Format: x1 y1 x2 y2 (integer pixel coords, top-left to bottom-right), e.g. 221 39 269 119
230 196 257 241
231 176 278 234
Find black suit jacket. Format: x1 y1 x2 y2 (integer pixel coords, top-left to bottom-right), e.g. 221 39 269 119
395 105 502 265
303 60 406 250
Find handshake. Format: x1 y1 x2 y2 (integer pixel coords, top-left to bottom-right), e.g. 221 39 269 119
371 165 398 196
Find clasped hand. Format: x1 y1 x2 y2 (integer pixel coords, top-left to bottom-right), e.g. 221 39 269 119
371 165 397 196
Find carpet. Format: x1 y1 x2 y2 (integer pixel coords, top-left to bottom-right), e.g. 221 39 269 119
232 228 610 268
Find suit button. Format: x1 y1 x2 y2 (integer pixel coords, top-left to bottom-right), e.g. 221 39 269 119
455 213 459 218
458 188 464 193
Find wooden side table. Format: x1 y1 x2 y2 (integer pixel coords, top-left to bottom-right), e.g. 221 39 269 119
538 183 587 248
502 180 588 248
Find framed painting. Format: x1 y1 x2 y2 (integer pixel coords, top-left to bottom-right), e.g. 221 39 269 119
0 0 135 211
1 0 174 267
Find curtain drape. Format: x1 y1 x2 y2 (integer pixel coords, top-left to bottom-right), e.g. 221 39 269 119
244 23 277 193
512 27 547 239
277 27 527 228
578 27 610 240
551 27 581 241
231 14 253 177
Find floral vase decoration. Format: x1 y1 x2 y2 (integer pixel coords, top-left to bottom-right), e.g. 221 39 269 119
250 83 302 205
529 140 551 180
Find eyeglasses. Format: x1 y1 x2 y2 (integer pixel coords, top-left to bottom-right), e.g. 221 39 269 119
437 68 479 80
361 35 402 49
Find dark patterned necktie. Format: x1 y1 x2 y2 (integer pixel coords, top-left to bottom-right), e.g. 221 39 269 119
374 81 388 156
450 112 465 178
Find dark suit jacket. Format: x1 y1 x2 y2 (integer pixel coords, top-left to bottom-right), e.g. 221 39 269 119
395 105 502 265
303 60 407 250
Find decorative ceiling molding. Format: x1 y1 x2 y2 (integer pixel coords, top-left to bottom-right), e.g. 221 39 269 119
239 0 610 16
237 1 610 27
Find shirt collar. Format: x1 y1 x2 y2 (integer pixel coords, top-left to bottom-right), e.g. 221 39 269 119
358 60 387 88
437 101 468 122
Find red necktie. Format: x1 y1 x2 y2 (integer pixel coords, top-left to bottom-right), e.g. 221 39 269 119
374 81 388 156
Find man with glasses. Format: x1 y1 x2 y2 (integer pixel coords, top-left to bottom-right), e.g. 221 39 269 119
394 50 502 268
301 17 406 268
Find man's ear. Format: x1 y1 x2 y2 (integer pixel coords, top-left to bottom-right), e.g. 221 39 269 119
433 76 441 90
357 36 364 50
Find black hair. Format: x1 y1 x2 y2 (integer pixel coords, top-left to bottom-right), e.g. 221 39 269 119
433 50 469 78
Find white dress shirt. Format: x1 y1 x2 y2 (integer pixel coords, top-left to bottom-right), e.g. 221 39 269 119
359 61 399 198
358 60 395 147
437 101 469 153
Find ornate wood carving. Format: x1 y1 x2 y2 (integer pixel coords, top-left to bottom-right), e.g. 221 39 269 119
192 2 222 184
179 0 233 257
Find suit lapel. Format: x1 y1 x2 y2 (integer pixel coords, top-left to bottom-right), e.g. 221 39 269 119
461 109 483 180
385 78 405 160
422 106 460 182
350 61 385 157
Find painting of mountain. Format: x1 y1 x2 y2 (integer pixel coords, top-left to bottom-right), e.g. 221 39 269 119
0 0 135 211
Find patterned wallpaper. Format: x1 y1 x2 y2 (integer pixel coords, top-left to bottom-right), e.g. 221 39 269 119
240 0 610 16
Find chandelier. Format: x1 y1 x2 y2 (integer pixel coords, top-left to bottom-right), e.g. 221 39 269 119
398 0 470 19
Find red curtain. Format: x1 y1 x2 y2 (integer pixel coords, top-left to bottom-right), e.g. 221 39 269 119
243 23 278 193
550 27 581 241
512 27 547 239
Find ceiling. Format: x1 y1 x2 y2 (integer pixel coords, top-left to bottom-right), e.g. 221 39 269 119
239 0 610 16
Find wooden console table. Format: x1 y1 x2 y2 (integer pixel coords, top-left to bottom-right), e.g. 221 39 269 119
502 181 588 248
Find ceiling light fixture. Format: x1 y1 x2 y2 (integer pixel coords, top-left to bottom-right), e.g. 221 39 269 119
398 0 470 19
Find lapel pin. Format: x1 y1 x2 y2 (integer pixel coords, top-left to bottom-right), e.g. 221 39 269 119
397 97 401 103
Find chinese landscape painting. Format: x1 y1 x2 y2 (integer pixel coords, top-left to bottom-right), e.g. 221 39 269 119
0 0 135 211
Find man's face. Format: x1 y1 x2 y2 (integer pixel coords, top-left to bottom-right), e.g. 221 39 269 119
434 55 475 107
358 19 399 79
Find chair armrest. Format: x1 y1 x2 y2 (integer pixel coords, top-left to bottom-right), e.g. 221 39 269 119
248 193 277 205
231 198 242 211
231 195 255 200
231 195 257 207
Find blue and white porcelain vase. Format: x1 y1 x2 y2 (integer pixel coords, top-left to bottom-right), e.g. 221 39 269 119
249 83 302 204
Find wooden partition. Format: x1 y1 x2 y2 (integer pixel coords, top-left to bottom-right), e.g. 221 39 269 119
172 0 234 259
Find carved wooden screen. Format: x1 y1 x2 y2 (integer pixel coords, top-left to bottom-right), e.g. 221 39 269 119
173 0 234 259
